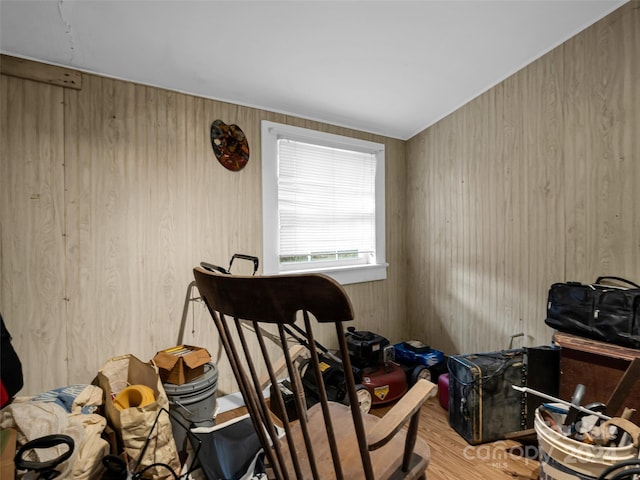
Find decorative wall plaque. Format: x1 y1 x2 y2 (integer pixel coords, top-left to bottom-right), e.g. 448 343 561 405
210 119 250 171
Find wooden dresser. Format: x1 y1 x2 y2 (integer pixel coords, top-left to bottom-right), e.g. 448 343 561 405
553 332 640 417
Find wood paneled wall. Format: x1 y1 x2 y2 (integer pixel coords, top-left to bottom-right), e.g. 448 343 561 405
1 62 407 396
2 1 637 396
406 2 639 354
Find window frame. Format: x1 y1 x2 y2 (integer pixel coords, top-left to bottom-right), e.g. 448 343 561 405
261 120 387 285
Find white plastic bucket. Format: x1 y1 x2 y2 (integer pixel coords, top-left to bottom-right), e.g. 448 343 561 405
534 405 637 480
164 362 218 453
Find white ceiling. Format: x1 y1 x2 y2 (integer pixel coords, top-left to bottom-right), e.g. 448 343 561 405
0 0 628 140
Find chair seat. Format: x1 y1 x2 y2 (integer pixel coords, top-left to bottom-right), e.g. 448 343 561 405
279 402 430 479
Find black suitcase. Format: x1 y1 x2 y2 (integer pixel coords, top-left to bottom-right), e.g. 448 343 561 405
448 349 527 445
545 276 640 349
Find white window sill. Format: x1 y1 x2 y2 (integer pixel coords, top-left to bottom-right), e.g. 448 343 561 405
278 263 388 285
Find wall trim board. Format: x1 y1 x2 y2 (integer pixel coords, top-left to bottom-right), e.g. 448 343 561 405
1 54 82 90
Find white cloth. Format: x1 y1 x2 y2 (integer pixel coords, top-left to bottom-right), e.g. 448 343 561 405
0 385 109 479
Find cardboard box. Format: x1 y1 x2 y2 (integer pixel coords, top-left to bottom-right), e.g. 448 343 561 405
153 345 212 385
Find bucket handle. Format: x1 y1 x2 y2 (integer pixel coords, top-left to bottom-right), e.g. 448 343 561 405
172 399 214 425
601 417 640 448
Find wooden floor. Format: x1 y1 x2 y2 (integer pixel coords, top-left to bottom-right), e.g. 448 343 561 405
217 395 540 480
376 396 539 480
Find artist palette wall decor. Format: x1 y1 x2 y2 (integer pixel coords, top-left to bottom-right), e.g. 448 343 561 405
210 119 250 171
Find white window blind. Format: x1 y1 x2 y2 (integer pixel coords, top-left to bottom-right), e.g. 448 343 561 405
262 120 387 285
278 139 376 266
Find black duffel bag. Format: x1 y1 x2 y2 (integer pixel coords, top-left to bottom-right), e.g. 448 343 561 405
545 276 640 349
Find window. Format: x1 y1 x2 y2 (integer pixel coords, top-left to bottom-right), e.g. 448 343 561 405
262 121 386 285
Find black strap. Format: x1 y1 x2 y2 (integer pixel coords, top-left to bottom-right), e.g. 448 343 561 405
201 254 260 276
15 434 74 474
597 459 640 480
595 276 640 289
200 262 230 274
228 254 259 275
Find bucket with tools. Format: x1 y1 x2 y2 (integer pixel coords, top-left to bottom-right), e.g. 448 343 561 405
535 404 638 479
515 383 640 479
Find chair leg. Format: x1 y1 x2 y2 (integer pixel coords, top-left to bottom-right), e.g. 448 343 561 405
402 413 421 471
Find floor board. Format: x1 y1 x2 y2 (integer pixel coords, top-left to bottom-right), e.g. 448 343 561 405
394 396 539 480
217 395 540 479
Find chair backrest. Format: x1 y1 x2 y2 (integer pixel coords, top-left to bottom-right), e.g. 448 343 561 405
193 267 375 480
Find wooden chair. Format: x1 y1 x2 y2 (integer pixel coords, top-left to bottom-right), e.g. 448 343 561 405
193 267 437 480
